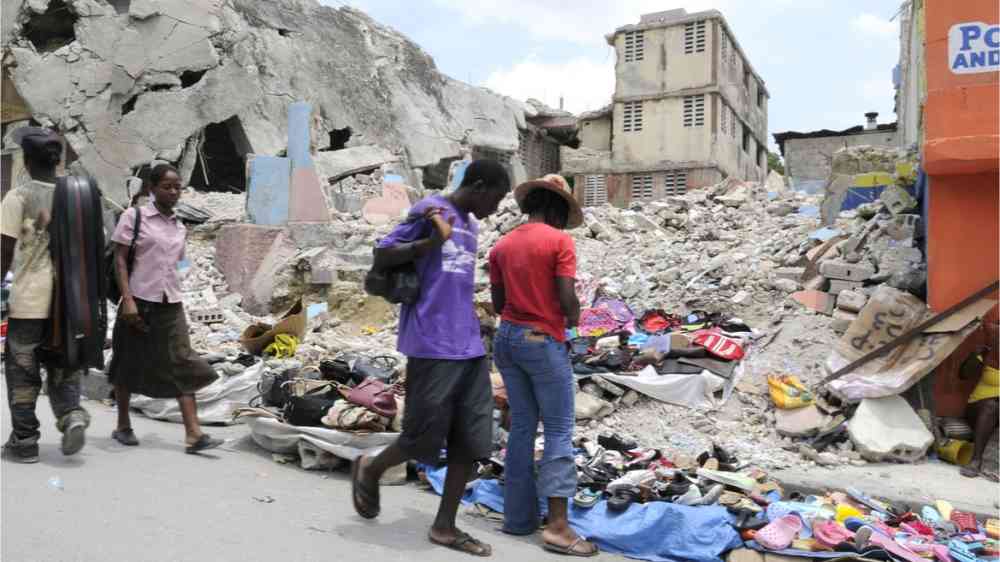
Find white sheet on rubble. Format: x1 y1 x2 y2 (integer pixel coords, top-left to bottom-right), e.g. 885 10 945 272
130 362 264 425
601 366 726 409
247 417 397 461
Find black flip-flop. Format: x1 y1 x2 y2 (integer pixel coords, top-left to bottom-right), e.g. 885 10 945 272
543 537 600 557
185 434 223 454
351 456 379 519
112 428 139 446
429 530 492 557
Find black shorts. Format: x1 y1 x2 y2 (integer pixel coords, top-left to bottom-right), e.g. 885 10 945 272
397 356 493 466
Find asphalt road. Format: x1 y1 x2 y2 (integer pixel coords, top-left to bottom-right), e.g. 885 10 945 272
1 396 622 562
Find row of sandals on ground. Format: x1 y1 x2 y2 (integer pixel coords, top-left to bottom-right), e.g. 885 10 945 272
1 129 599 557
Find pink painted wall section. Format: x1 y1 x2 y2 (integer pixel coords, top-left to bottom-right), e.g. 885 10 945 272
362 182 411 225
288 167 330 222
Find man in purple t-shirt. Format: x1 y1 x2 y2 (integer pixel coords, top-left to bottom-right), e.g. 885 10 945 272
352 160 509 557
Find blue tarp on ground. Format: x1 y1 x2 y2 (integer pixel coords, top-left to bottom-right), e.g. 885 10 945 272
421 465 742 562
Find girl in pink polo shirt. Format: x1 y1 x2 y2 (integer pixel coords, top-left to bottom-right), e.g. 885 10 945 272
107 164 222 454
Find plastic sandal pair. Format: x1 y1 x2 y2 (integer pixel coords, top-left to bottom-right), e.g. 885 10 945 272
756 515 804 550
573 488 602 509
813 519 855 549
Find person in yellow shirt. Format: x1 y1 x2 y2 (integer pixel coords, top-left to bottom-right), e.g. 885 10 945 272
959 320 999 480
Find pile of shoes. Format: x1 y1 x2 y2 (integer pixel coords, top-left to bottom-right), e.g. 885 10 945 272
743 491 1000 560
571 435 781 513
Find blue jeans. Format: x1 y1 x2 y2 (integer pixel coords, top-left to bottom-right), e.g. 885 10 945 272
493 321 576 535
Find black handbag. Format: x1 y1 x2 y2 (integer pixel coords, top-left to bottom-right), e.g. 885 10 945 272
106 205 141 305
364 215 423 305
364 259 420 305
285 394 339 427
351 355 400 384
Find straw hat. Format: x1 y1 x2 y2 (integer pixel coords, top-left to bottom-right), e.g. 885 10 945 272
513 173 584 229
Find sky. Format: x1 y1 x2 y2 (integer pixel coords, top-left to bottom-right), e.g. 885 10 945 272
320 0 905 153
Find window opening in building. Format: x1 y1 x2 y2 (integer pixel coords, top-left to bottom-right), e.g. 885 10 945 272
189 116 249 192
742 127 750 154
624 30 645 62
630 174 654 201
743 70 750 90
683 95 705 127
721 32 728 64
583 175 607 207
623 101 643 132
684 20 706 54
757 87 764 108
664 171 687 196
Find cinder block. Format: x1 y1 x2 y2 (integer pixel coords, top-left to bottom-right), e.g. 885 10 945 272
837 290 868 313
774 267 806 282
828 279 863 295
819 259 875 282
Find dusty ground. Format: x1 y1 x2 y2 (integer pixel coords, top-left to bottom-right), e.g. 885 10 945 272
1 393 623 562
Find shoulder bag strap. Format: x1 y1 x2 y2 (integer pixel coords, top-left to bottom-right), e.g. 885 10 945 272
125 208 141 275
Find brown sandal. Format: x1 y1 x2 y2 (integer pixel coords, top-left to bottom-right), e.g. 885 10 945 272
543 537 600 557
429 530 492 557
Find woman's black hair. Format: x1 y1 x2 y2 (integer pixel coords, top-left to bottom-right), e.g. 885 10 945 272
149 163 179 187
522 188 569 229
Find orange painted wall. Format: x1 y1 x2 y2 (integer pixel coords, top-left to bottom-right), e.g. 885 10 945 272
923 0 999 416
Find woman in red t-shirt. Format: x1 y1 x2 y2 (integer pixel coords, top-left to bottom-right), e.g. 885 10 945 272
489 175 598 557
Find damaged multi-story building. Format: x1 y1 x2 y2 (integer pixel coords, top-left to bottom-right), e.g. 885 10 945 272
563 8 769 208
0 0 576 205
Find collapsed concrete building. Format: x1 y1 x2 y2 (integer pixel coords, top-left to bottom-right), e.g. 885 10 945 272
1 0 575 204
563 8 770 209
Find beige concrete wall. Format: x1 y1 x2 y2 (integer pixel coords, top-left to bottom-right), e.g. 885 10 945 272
613 23 714 99
612 97 711 164
715 20 767 147
783 130 900 181
579 115 612 151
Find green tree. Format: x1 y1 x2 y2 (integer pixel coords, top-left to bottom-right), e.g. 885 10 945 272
767 151 785 175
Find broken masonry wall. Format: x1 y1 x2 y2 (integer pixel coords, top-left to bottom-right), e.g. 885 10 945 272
2 0 538 204
782 130 900 188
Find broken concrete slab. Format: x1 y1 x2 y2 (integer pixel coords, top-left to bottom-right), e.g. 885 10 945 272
848 395 934 463
775 404 830 438
215 224 297 315
880 184 918 215
314 145 399 184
